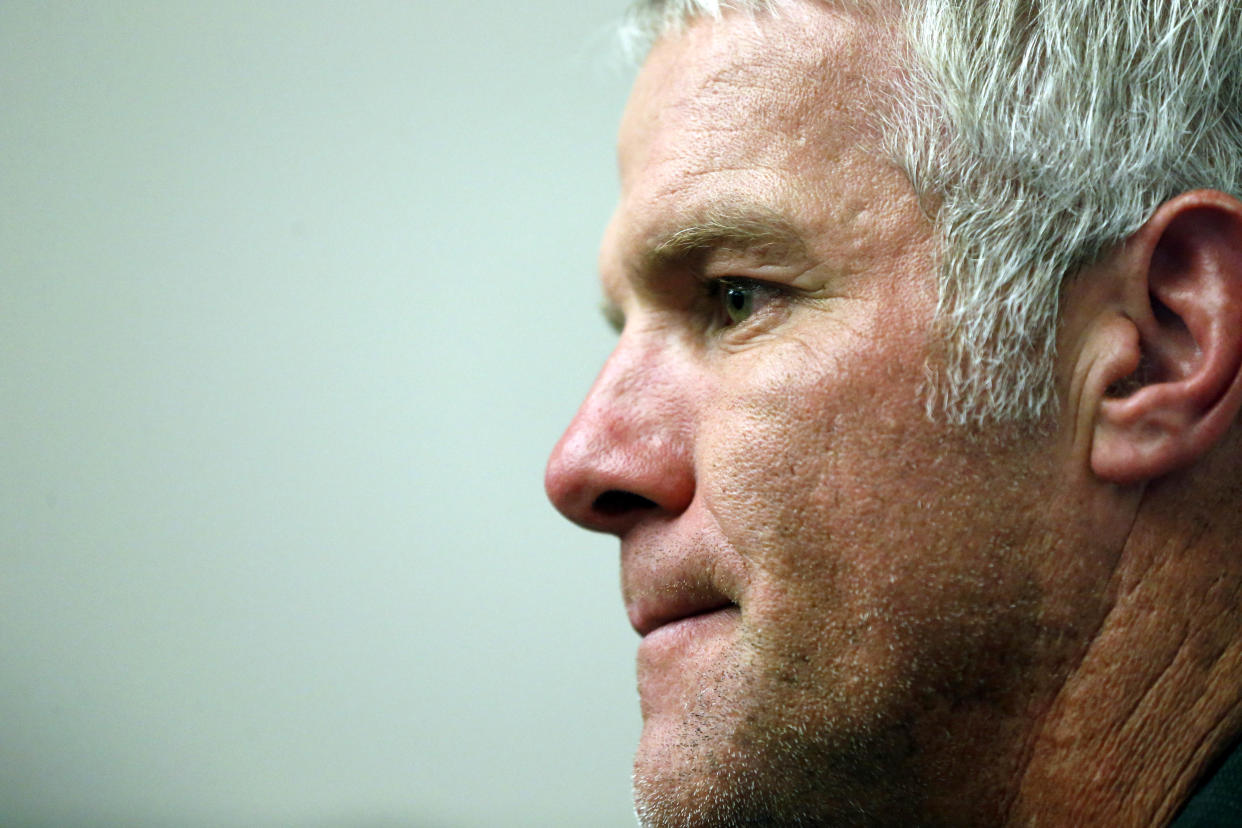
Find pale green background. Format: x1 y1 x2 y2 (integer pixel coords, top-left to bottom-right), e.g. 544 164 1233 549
1 2 638 826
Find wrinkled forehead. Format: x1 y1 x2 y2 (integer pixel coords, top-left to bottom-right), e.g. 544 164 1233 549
618 6 901 183
613 4 907 249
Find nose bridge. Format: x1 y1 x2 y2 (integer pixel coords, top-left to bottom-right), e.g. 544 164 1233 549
545 328 697 533
584 331 681 442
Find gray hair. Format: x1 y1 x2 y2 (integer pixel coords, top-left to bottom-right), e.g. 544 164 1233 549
621 0 1242 425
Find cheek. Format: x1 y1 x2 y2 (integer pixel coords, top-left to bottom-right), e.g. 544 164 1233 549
695 327 1045 685
698 329 933 586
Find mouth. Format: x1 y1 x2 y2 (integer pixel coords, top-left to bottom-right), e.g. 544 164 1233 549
628 590 738 638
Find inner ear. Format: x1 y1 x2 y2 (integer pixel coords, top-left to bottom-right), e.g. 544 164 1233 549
1104 351 1152 399
1102 271 1189 400
1143 207 1222 382
1129 291 1192 387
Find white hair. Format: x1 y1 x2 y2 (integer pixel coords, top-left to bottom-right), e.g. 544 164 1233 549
621 0 1242 425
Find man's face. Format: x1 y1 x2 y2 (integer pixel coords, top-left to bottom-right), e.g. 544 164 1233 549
547 3 1113 825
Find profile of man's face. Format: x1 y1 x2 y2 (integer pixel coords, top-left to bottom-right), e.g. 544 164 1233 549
546 2 1123 824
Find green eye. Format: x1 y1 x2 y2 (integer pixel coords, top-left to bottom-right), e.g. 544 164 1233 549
720 280 755 324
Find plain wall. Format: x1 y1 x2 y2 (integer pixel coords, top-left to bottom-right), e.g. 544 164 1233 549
1 2 638 825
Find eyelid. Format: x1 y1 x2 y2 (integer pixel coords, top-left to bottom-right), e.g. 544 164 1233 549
709 275 791 305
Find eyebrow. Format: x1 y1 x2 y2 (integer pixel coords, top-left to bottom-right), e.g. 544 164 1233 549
599 206 811 333
642 207 808 273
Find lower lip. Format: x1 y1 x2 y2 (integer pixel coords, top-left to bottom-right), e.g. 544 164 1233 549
640 605 740 650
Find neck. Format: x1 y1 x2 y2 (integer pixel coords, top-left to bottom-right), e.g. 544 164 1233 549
1011 470 1242 825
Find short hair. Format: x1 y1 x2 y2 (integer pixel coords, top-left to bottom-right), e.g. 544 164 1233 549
620 0 1242 425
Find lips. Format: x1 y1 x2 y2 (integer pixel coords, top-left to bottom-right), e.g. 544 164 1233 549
621 525 745 639
626 580 737 637
625 551 740 640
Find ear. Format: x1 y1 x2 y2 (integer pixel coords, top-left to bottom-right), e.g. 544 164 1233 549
1090 190 1242 485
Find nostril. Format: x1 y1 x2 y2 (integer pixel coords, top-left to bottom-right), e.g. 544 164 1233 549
593 490 658 516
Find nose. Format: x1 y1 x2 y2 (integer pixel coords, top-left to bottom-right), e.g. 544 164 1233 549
544 333 696 536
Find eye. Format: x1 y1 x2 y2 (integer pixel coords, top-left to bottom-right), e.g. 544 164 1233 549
720 280 754 324
710 277 775 326
697 276 792 336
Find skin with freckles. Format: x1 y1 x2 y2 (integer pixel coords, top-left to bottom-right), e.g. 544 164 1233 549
545 2 1242 826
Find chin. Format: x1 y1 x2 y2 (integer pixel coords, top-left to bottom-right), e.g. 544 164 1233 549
632 743 777 828
630 704 925 828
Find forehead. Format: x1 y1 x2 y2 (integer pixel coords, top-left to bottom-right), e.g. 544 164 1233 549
620 7 877 174
610 3 920 283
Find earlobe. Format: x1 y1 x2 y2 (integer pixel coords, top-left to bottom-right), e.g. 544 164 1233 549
1090 190 1242 485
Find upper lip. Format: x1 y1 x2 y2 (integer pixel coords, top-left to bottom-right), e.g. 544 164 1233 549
623 544 739 637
